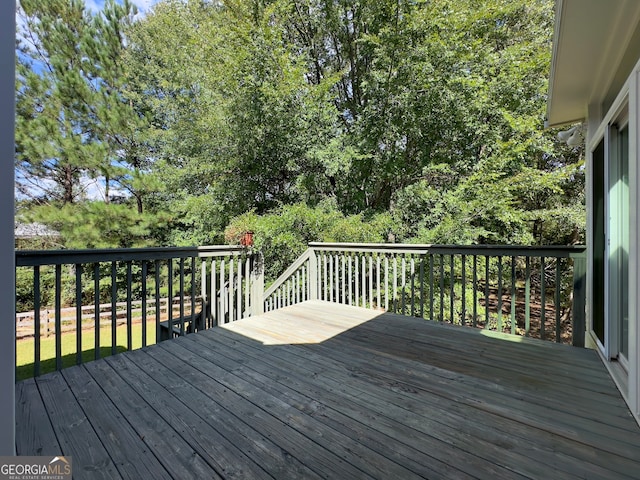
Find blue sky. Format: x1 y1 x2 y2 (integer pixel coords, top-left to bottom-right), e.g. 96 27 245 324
86 0 158 16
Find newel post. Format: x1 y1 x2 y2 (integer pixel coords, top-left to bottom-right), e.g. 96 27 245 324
572 253 587 348
251 252 265 316
308 249 319 300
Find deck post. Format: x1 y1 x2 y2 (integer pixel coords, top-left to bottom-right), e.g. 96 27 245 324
308 249 319 300
251 252 265 316
572 253 587 348
0 0 15 455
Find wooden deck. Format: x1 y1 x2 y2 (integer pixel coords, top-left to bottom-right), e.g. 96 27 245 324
16 300 640 479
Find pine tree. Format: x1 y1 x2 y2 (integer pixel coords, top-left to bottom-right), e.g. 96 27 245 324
16 0 161 248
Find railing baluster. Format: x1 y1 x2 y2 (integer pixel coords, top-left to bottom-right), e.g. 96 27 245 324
484 256 490 329
201 259 207 329
419 255 425 319
229 257 234 322
361 254 367 308
191 257 197 329
289 279 293 306
34 265 41 376
220 258 226 323
283 282 287 306
555 259 561 343
236 258 242 320
168 259 174 337
323 253 328 301
348 254 353 305
369 254 374 309
384 255 389 311
439 255 444 322
111 261 117 354
179 258 185 336
497 256 503 332
392 254 398 313
410 256 415 317
245 257 251 315
142 261 148 347
355 254 360 307
55 264 62 371
211 259 217 326
540 256 546 341
341 255 346 304
376 255 381 310
329 253 334 303
511 256 516 335
335 253 340 303
237 258 243 315
302 264 307 302
401 255 406 315
75 263 83 365
94 263 100 360
126 261 133 350
461 255 466 326
155 260 161 343
449 255 454 324
317 253 322 301
525 256 531 336
429 254 434 321
472 255 477 328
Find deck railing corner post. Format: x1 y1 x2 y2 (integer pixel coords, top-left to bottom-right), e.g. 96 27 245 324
251 251 265 316
309 248 318 300
572 253 587 348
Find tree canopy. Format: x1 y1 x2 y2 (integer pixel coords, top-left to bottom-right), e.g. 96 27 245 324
16 0 584 264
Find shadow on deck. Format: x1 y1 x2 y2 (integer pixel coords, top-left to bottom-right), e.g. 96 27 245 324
16 300 640 479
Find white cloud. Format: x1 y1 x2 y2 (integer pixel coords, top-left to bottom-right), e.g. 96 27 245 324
130 0 157 13
83 0 158 16
80 175 129 201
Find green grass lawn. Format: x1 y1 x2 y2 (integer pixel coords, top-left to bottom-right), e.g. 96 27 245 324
16 321 159 381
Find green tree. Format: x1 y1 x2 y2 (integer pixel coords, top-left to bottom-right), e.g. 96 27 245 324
123 0 338 244
226 201 392 281
16 0 160 248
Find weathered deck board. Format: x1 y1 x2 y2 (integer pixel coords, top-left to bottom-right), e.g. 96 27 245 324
108 351 276 480
15 379 61 457
82 360 223 480
32 371 123 480
16 300 640 479
210 321 640 479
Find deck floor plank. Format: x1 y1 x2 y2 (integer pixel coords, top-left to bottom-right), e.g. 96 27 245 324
17 300 640 480
147 339 381 480
207 325 639 480
184 331 474 480
34 371 123 480
326 319 640 428
82 360 224 480
107 351 280 480
15 378 62 457
61 365 175 480
189 330 513 480
161 335 431 480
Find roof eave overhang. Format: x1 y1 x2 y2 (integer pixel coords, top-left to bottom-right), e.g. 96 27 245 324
547 0 640 128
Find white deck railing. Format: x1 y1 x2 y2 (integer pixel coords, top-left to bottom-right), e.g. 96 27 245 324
264 242 587 347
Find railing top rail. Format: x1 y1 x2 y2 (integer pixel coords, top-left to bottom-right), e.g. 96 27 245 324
16 245 252 266
308 242 586 258
264 248 313 299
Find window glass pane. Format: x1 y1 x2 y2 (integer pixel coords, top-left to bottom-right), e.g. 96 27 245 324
592 139 605 345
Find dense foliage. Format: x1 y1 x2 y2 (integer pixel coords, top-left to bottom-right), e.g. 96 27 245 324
16 0 585 276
